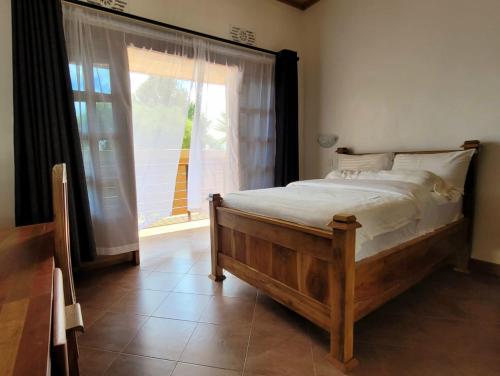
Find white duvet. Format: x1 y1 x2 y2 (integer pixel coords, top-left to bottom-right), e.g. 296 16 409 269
222 171 457 254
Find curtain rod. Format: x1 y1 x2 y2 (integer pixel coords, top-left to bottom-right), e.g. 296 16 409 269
63 0 283 57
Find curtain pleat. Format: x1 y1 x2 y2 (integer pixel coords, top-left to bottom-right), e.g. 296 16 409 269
274 49 299 186
63 6 139 255
12 0 96 265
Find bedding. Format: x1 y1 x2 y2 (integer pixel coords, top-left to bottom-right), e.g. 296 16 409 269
222 172 462 261
357 195 462 260
325 169 461 200
337 152 394 171
392 149 475 192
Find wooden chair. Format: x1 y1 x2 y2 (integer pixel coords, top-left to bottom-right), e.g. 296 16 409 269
52 164 84 376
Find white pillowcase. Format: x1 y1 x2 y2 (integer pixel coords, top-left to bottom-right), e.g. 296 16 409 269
337 153 394 171
324 169 461 200
392 150 475 193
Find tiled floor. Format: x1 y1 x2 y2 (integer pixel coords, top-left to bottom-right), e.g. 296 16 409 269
76 227 500 376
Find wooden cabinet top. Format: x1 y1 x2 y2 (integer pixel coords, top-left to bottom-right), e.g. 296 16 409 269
0 223 55 376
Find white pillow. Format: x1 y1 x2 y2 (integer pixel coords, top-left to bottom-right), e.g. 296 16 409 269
324 169 461 200
337 153 394 171
392 149 475 193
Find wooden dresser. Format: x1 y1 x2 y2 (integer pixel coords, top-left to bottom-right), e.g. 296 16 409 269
0 223 56 375
0 164 84 376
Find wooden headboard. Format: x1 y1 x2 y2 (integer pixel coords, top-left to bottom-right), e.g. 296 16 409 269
335 140 481 220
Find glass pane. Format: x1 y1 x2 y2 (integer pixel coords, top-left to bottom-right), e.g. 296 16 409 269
69 63 85 91
74 101 88 135
93 64 111 94
96 102 114 134
95 101 116 181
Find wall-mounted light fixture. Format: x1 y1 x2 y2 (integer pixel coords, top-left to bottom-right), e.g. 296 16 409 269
317 134 338 148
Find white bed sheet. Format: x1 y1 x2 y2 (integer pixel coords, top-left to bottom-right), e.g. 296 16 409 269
222 180 463 261
357 194 462 261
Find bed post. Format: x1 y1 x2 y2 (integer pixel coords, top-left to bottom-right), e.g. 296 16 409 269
328 214 360 372
209 193 226 282
454 140 480 273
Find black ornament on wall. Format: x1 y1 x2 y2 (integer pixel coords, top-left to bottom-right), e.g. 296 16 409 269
230 26 256 46
87 0 127 12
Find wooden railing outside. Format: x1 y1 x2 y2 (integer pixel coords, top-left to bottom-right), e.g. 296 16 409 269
172 149 190 216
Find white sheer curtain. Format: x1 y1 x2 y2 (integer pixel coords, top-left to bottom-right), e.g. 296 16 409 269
64 5 139 255
63 3 276 252
187 41 241 212
187 41 275 213
128 47 193 229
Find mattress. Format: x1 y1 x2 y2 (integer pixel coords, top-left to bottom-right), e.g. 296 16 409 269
222 179 463 261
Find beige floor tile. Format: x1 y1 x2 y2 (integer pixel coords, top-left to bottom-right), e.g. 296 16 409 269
174 274 223 295
81 306 106 330
153 292 212 321
124 317 196 360
199 295 255 325
105 354 176 376
154 257 197 273
79 347 119 376
180 322 251 370
140 272 185 291
113 269 153 289
219 276 258 300
244 322 314 376
76 227 500 376
108 289 168 315
172 363 240 376
79 312 147 352
77 284 130 311
188 260 212 275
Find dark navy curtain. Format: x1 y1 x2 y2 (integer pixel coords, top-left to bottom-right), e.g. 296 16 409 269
12 0 96 265
274 49 299 186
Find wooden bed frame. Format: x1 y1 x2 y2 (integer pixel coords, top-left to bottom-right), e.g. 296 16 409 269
208 140 480 372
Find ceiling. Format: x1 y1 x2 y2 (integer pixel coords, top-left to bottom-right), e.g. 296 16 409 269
276 0 320 11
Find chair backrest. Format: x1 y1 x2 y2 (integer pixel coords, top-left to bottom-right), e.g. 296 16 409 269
52 164 76 305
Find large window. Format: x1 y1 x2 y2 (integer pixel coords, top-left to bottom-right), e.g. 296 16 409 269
70 62 119 200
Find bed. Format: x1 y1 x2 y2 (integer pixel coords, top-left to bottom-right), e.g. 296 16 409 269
208 140 480 371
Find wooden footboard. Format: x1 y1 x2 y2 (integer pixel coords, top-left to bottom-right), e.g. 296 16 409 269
209 193 360 370
209 193 470 372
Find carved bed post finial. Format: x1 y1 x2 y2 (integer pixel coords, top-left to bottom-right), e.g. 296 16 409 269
327 213 360 372
461 140 480 151
336 147 351 155
209 194 226 282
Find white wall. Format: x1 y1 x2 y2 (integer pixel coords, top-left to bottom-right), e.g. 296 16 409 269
0 0 304 229
126 0 303 53
0 0 14 228
303 0 500 264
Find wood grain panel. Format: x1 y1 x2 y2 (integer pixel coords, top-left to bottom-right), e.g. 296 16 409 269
219 253 330 330
233 230 247 263
0 299 30 375
300 254 330 305
271 245 298 289
354 219 467 320
219 226 233 257
0 224 55 376
13 294 53 375
247 236 272 275
217 209 333 261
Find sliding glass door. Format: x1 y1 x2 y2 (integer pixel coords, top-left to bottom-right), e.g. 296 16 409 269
63 3 275 255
